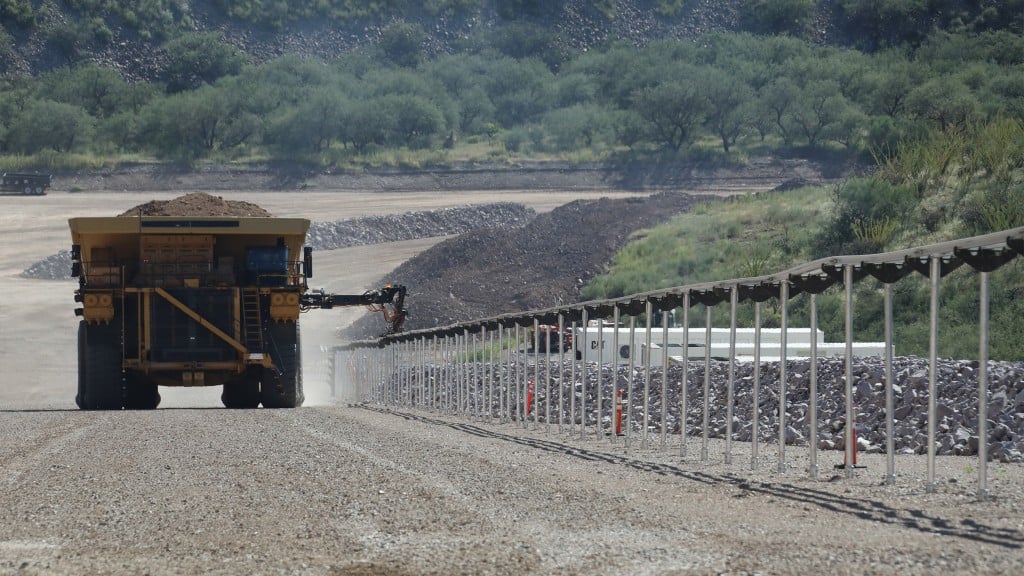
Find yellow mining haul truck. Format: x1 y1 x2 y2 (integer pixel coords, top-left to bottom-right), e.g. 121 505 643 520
68 216 406 410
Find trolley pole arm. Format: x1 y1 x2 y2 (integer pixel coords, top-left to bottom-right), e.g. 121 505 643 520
300 284 408 334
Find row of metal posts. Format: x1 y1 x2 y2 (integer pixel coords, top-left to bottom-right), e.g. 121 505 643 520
345 256 995 498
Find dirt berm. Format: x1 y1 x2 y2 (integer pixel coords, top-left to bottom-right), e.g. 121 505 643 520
54 157 838 193
347 191 704 336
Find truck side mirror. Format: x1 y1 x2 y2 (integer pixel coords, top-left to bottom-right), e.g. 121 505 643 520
303 246 313 279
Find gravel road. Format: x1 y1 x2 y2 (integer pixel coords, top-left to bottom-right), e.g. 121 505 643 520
2 403 1023 575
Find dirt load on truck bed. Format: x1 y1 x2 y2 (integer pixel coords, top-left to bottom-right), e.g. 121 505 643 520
118 192 273 217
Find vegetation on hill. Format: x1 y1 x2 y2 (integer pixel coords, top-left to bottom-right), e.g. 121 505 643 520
2 0 1022 358
582 119 1024 360
0 1 1022 169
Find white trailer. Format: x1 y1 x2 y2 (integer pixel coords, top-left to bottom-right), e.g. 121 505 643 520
572 325 887 366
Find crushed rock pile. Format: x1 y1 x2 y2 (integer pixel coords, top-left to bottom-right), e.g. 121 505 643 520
306 203 534 250
409 355 1024 461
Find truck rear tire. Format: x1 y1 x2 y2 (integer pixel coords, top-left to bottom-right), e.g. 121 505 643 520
260 322 304 408
222 369 261 409
80 321 124 410
125 372 160 410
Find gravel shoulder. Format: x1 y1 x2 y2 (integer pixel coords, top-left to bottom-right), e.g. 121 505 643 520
1 404 1021 575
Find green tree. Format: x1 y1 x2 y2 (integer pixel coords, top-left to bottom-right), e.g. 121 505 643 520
378 22 427 68
758 78 800 144
906 77 979 131
787 80 850 147
139 86 228 159
698 67 753 153
488 21 565 70
0 0 34 27
41 65 132 118
378 94 446 148
96 111 140 152
484 57 554 127
266 88 349 154
740 0 815 37
839 0 933 50
6 99 95 153
541 104 610 151
161 32 247 93
631 75 707 152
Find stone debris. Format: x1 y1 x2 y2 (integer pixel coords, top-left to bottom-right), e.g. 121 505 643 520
403 355 1024 462
306 203 534 250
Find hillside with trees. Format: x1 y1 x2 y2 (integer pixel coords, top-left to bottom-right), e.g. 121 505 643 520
3 2 1023 358
1 0 1022 169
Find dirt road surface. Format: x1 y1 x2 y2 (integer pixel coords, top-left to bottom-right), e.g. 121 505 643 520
2 190 1023 575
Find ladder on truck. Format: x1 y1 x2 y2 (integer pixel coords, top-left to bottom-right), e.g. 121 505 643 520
241 288 263 352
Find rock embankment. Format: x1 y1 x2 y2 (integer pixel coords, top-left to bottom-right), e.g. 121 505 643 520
347 192 705 334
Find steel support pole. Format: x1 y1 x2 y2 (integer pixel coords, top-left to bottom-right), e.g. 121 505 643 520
978 271 990 500
405 340 412 407
580 309 589 440
533 318 540 430
462 332 470 418
927 257 940 493
435 339 441 412
661 310 669 450
397 342 404 407
406 341 412 407
416 337 423 408
643 300 653 449
442 336 449 414
450 335 456 415
453 335 460 415
545 321 552 433
779 281 789 474
471 331 478 421
627 315 636 451
514 327 521 423
844 264 856 479
681 294 689 458
752 301 761 470
459 334 466 417
611 305 620 444
522 325 529 429
410 339 417 408
500 327 507 423
597 318 604 441
702 304 711 462
570 320 579 436
884 284 895 485
488 327 495 422
809 293 819 480
726 287 737 465
558 313 565 433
